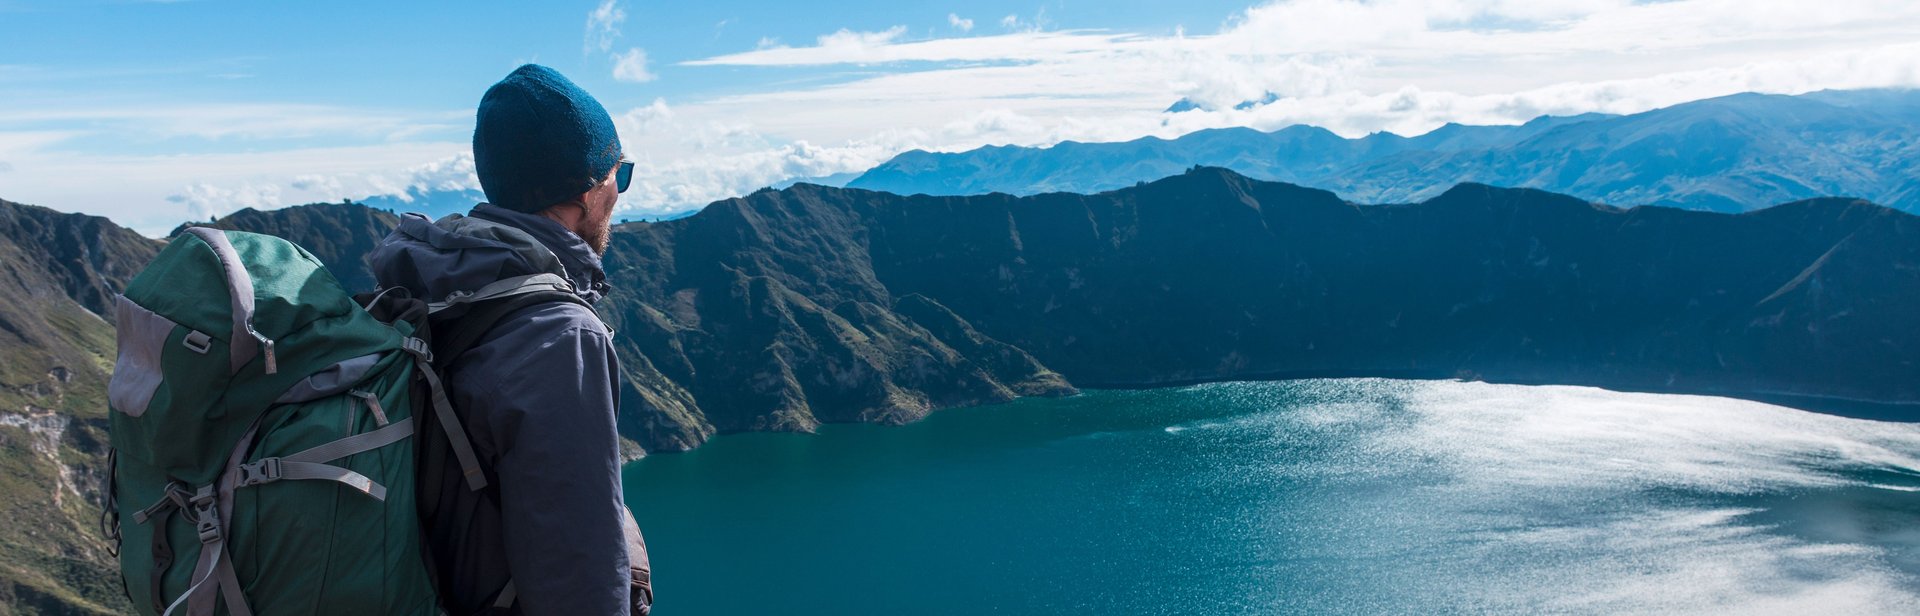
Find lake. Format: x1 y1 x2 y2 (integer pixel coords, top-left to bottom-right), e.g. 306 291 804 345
623 379 1920 615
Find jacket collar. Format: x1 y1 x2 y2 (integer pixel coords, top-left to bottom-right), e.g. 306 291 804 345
469 203 611 305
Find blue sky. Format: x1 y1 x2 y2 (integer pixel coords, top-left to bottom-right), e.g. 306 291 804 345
3 0 1917 233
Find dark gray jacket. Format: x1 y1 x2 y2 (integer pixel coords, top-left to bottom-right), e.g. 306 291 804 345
370 203 641 616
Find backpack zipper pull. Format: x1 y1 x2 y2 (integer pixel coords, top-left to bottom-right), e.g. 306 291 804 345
251 329 277 374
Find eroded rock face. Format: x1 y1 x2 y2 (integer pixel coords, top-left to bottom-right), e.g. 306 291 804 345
0 199 156 614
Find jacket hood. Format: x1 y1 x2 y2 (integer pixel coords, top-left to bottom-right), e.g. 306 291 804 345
369 203 610 306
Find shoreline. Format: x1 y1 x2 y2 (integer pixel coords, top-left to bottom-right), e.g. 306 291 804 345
1076 370 1920 423
634 372 1920 458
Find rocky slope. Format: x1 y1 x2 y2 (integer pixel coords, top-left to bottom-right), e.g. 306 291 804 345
0 199 158 615
177 201 402 293
181 174 1920 450
633 170 1920 429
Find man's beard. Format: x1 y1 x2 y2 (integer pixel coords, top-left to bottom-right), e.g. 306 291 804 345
581 207 613 255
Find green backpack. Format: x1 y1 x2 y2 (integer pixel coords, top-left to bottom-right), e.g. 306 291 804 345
104 228 496 616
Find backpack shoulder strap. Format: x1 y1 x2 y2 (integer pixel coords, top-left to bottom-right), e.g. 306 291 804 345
434 289 595 365
428 273 575 314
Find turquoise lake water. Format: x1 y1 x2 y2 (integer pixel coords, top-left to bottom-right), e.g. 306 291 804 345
622 379 1920 615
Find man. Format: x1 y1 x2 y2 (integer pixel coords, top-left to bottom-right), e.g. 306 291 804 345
369 64 650 615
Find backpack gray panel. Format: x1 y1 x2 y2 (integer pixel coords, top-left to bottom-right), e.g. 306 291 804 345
109 295 177 417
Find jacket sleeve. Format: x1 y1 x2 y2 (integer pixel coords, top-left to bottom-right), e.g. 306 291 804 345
467 316 630 615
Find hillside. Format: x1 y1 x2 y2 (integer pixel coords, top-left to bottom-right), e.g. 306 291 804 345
0 199 157 615
182 176 1920 452
176 201 402 293
848 90 1920 214
613 169 1919 448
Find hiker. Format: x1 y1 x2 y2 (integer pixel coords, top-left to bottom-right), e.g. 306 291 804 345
368 64 651 615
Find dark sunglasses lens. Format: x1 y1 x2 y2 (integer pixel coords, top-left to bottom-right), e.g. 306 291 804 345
616 161 634 193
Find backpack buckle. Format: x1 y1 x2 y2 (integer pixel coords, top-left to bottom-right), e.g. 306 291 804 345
237 458 282 487
188 487 221 543
402 337 434 363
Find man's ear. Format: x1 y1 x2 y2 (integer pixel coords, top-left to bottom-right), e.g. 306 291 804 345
540 197 590 226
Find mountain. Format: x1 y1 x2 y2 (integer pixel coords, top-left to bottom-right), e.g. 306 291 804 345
177 201 402 293
6 169 1919 609
190 202 1079 456
619 170 1918 446
849 89 1920 213
0 199 158 615
150 172 1920 452
360 187 487 221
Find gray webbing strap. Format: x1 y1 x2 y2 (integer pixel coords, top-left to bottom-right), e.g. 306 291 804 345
274 461 388 500
285 417 414 464
235 418 416 500
181 228 276 375
427 273 573 314
403 344 490 491
351 390 390 426
169 422 259 616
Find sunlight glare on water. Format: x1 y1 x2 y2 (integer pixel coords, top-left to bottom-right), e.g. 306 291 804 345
625 379 1920 615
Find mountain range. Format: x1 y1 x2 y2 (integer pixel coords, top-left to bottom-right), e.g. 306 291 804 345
848 90 1920 214
2 96 1919 612
178 170 1920 455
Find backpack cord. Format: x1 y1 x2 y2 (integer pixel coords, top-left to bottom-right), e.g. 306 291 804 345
100 448 121 556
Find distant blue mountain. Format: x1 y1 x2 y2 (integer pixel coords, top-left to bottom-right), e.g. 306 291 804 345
848 89 1920 213
359 187 485 220
364 187 702 224
1165 92 1282 113
770 171 864 189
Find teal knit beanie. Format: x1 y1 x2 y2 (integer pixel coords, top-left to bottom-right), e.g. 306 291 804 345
473 64 622 213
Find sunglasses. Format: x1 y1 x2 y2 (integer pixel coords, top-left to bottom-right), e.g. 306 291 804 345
614 158 635 194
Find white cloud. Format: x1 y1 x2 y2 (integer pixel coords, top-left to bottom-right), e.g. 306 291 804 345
0 140 467 235
162 151 481 225
13 0 1920 231
814 26 909 58
686 30 1142 67
612 47 657 83
585 0 626 54
0 103 461 141
677 0 1920 144
616 98 676 137
167 182 283 221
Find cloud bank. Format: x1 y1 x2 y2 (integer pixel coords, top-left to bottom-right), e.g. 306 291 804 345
7 0 1919 231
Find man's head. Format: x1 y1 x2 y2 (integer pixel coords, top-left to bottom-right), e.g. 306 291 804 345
473 64 631 254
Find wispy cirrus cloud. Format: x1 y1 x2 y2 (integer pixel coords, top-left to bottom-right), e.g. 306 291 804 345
584 0 625 54
585 1 660 86
2 103 464 141
612 48 656 83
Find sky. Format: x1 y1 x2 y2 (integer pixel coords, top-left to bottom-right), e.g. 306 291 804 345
1 0 1917 234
